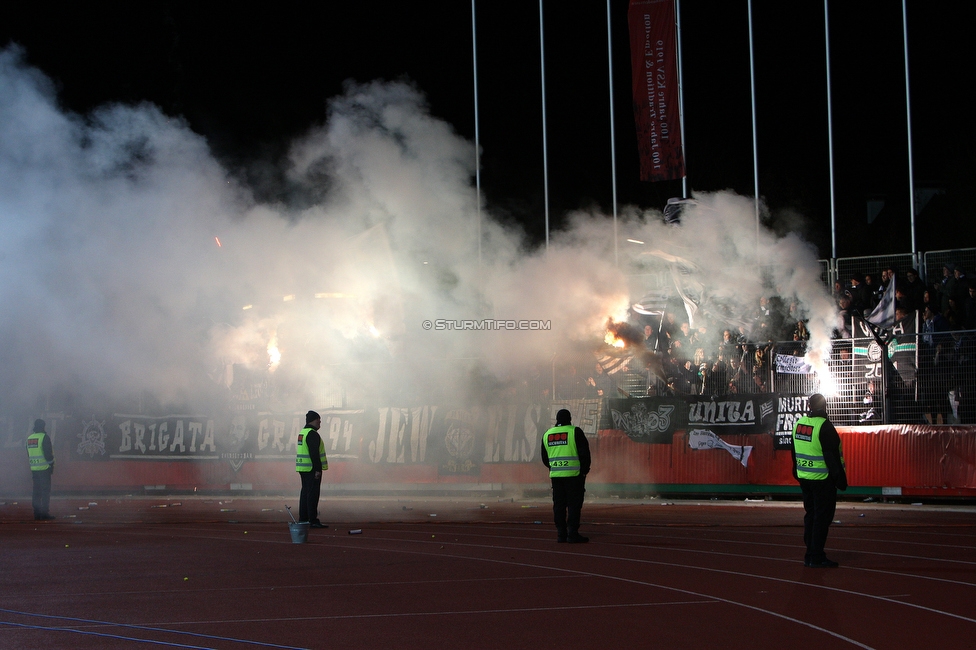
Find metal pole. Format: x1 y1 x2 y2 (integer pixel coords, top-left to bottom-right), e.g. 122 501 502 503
539 0 551 252
676 0 688 198
902 0 917 254
607 0 619 267
472 0 482 270
825 0 837 259
747 0 760 257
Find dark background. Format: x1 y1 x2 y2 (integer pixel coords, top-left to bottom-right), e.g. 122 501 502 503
2 0 971 258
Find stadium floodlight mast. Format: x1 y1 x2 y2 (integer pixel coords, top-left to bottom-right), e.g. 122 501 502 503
607 0 619 267
824 0 837 259
540 0 551 254
471 0 482 272
748 0 760 261
902 0 916 255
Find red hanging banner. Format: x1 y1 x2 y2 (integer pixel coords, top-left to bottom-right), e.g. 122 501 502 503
628 0 685 182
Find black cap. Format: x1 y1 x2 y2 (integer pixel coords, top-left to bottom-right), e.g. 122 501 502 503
808 394 827 413
555 409 572 425
306 410 321 424
33 419 45 432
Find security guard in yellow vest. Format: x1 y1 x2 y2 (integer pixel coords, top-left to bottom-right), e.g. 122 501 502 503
791 394 847 567
296 410 328 528
541 409 591 543
26 419 56 521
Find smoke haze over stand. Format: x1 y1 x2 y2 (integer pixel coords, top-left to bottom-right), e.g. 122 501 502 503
0 47 834 424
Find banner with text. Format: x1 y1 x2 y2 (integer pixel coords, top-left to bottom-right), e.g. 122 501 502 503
628 0 684 182
51 404 549 474
609 394 777 443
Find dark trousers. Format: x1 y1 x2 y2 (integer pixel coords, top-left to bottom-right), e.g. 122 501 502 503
32 469 52 519
298 471 322 523
799 478 837 563
551 475 586 535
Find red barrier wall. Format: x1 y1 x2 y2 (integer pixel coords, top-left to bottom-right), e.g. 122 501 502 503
2 426 974 496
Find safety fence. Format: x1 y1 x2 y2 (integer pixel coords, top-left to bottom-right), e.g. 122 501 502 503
811 247 975 291
547 331 976 429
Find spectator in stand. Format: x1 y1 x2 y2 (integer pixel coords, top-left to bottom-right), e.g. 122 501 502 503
643 324 658 351
719 329 737 360
704 359 729 397
668 338 684 363
677 359 700 394
846 273 868 313
832 280 844 302
863 273 880 311
793 320 810 341
727 356 750 394
660 312 679 349
836 295 853 339
922 289 936 316
894 287 908 312
584 362 614 399
894 306 912 326
946 297 964 330
756 296 773 331
752 368 768 394
935 263 958 315
964 282 976 331
676 321 693 349
751 346 770 393
880 267 897 306
953 266 969 305
902 268 926 312
858 380 879 424
920 305 951 425
691 323 711 353
555 365 583 400
951 328 976 423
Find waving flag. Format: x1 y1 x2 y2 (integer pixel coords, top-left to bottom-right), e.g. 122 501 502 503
866 273 896 329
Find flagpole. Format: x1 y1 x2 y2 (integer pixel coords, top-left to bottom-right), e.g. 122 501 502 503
471 0 482 270
747 0 760 258
539 0 551 253
902 0 917 254
825 0 837 259
676 0 688 198
607 0 619 267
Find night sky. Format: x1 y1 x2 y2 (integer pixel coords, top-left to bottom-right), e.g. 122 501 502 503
2 0 972 259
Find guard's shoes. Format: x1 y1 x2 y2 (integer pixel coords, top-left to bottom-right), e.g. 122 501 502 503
310 522 328 529
567 534 589 544
35 515 55 521
804 558 839 568
557 535 568 543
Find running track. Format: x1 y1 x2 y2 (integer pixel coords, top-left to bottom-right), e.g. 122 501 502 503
1 496 973 649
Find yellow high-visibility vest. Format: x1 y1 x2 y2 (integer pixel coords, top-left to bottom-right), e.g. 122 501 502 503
793 416 844 480
27 432 51 471
543 425 580 478
295 427 328 473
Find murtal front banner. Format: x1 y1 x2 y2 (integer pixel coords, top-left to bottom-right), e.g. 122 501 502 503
627 0 684 182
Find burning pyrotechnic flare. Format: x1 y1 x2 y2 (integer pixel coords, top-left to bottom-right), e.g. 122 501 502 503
604 318 644 349
267 335 281 372
604 329 626 348
805 347 838 398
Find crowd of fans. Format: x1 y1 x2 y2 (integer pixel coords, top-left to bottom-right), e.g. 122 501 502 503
560 294 810 401
556 261 976 425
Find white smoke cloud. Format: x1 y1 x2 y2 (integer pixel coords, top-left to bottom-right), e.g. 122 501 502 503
0 46 833 415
